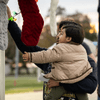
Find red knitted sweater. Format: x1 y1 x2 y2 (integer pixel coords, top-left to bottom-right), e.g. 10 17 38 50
18 0 44 46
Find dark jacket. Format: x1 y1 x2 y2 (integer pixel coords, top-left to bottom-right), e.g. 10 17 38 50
8 20 97 94
60 56 97 93
98 0 100 94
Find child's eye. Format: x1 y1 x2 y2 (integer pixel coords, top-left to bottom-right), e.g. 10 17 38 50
60 32 63 35
58 31 61 33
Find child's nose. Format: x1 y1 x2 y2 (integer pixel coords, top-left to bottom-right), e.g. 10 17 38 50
56 33 60 38
56 34 59 40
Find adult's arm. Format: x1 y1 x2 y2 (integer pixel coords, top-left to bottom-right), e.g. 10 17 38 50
82 42 97 63
8 20 47 54
7 6 51 72
8 20 51 71
89 53 97 63
59 56 97 94
82 42 92 55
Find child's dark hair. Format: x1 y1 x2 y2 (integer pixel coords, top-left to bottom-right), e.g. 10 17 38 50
59 20 82 29
59 21 84 44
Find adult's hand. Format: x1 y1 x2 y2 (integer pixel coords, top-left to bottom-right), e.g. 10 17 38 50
47 79 59 88
22 51 29 62
7 5 12 18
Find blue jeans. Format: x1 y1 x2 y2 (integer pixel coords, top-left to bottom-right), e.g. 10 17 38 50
98 96 100 100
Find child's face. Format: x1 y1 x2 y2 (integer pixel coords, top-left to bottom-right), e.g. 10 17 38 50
56 28 67 44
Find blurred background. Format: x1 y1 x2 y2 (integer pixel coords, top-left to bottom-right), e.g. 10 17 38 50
5 0 98 95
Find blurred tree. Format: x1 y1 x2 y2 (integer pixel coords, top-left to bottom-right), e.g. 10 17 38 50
67 11 97 41
46 6 66 17
38 25 56 48
56 6 66 16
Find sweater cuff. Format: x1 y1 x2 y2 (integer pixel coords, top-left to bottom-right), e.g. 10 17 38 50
28 53 32 62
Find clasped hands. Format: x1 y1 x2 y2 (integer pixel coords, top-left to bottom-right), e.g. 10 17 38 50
22 52 29 61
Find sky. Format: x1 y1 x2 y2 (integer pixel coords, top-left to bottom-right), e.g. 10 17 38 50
8 0 98 32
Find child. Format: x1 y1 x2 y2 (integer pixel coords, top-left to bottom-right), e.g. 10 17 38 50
22 23 92 100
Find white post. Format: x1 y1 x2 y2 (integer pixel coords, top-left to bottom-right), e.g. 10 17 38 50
15 47 19 78
15 7 20 79
0 0 9 100
0 50 5 100
37 68 41 82
50 0 59 37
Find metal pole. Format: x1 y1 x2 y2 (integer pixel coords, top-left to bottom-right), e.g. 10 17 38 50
15 46 19 78
37 68 41 82
0 50 5 100
15 7 20 79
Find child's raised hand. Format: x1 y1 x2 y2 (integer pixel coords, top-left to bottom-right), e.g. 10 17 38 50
22 52 29 62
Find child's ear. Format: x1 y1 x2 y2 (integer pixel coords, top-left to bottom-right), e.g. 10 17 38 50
66 37 72 42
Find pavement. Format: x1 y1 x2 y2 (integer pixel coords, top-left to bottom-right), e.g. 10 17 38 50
5 90 97 100
88 89 97 100
5 91 43 100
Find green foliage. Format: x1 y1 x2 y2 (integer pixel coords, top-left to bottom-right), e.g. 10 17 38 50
85 32 97 41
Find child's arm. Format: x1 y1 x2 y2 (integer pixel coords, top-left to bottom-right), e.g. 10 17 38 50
22 45 61 63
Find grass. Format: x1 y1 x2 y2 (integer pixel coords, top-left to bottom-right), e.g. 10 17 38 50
5 76 43 94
